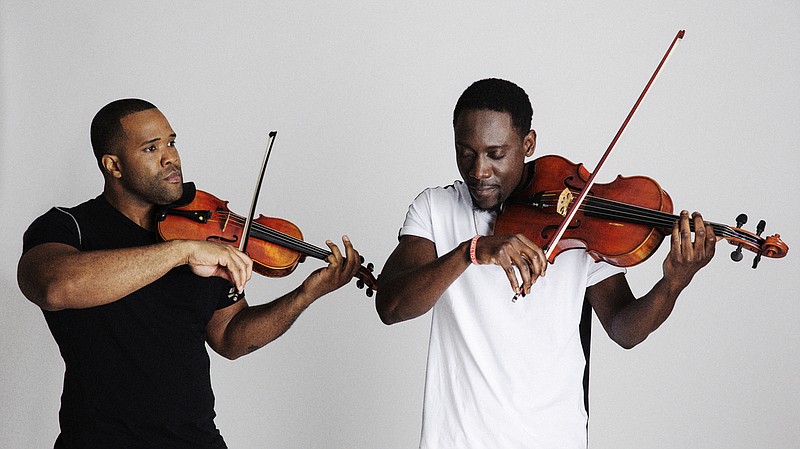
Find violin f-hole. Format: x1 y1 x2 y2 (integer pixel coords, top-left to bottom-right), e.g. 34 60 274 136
541 220 581 240
207 235 239 244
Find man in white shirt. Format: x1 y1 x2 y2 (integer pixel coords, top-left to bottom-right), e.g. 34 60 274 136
375 78 716 448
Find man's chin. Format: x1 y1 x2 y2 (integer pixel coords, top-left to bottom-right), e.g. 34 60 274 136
156 184 184 206
470 195 501 212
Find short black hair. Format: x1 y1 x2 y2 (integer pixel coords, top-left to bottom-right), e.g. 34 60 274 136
90 98 157 162
453 78 533 137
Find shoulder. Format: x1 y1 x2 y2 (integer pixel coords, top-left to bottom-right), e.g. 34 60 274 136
36 197 106 226
22 196 127 254
405 181 472 222
411 181 469 207
400 181 474 241
22 198 99 252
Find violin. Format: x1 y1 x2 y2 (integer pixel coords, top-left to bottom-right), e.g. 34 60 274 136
156 183 378 296
495 154 788 268
492 30 787 275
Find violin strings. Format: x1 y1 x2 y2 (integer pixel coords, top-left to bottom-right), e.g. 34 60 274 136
534 191 761 246
250 221 332 260
582 196 758 244
204 211 331 261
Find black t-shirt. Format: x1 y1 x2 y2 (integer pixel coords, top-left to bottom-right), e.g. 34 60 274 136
22 195 240 449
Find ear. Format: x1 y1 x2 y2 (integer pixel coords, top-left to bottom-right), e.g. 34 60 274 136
523 129 537 157
101 154 123 179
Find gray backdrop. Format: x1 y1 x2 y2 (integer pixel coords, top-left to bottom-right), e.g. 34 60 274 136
2 1 798 448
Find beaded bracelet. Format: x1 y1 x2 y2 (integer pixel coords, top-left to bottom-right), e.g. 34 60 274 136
469 235 482 265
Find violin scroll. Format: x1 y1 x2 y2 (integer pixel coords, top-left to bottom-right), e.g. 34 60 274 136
725 214 788 268
355 257 377 297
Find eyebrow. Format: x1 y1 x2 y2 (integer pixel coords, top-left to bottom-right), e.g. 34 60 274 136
138 133 177 147
455 141 510 150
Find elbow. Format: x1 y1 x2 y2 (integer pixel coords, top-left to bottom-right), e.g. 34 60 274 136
18 266 74 311
208 332 254 361
378 313 400 326
613 333 647 350
209 341 249 361
608 317 650 350
18 256 66 311
19 280 69 312
376 303 399 326
40 283 77 311
375 294 402 325
374 274 408 325
375 288 433 325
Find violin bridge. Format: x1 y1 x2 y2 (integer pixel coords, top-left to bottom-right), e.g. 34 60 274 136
557 188 573 217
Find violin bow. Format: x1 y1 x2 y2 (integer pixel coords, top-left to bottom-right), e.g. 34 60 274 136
543 30 686 263
240 131 278 253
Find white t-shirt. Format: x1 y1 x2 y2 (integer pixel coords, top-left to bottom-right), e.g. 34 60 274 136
400 181 625 449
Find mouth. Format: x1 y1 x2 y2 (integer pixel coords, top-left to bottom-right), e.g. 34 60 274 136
468 184 500 199
164 169 183 183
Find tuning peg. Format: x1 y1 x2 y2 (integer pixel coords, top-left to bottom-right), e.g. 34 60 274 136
366 288 374 297
356 280 365 289
751 219 767 269
359 255 365 263
367 262 374 272
730 246 743 262
730 214 747 262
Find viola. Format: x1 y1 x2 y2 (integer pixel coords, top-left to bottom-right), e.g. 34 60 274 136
156 183 377 296
495 154 788 268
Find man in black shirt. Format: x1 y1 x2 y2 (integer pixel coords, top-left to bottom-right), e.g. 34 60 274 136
17 99 363 448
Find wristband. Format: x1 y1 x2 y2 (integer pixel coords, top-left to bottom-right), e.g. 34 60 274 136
470 235 482 265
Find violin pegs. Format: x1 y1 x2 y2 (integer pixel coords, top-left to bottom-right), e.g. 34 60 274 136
756 220 766 236
751 220 766 268
366 288 374 298
730 246 744 262
367 262 374 271
730 214 748 262
359 255 365 264
752 252 763 269
356 280 365 289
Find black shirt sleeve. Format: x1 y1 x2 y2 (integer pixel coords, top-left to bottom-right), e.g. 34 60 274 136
22 207 83 254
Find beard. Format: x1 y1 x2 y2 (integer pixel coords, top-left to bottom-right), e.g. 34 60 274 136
470 194 503 213
120 168 183 206
468 185 504 212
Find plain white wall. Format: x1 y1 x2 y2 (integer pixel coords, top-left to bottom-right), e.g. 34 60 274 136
2 1 798 448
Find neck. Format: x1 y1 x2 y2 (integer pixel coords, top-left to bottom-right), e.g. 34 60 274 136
102 185 157 231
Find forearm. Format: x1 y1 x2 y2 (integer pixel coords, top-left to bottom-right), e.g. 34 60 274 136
605 211 715 348
18 241 190 311
376 240 471 325
210 236 362 359
215 287 317 359
610 276 685 349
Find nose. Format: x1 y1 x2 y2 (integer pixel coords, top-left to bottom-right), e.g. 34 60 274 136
162 145 180 167
469 154 491 180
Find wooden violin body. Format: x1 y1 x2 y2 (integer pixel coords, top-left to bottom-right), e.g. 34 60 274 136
495 155 788 268
157 185 378 295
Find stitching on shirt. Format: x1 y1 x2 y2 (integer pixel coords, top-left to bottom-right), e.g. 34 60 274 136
54 207 82 246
